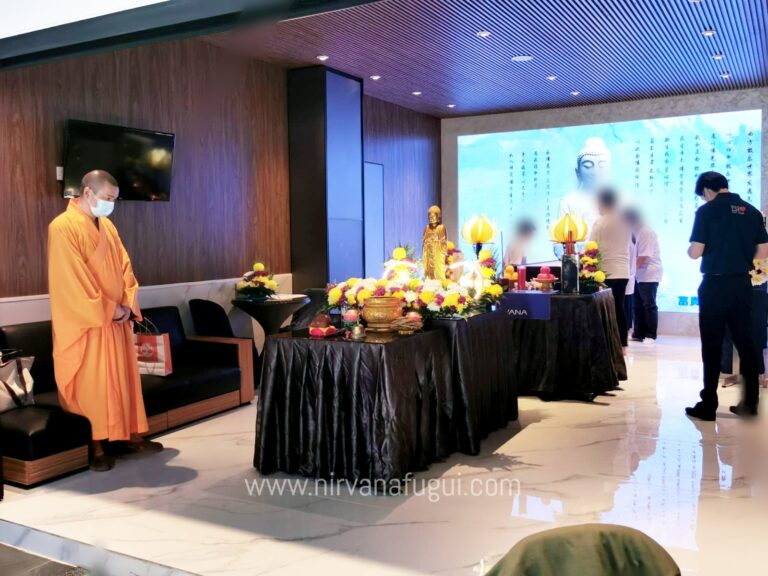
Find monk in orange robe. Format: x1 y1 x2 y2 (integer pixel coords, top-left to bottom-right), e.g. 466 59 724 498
48 170 161 471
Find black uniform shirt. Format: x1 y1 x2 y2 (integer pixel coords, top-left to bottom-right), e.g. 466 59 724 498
690 193 768 275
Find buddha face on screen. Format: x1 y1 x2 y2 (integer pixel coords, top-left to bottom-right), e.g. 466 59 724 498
575 137 612 191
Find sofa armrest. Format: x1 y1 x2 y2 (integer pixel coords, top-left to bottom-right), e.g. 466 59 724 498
188 337 254 404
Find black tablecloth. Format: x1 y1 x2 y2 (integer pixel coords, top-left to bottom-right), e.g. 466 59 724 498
255 330 455 482
431 311 518 454
507 290 627 399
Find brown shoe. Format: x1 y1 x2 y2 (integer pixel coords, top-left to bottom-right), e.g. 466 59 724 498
125 439 164 454
90 453 115 472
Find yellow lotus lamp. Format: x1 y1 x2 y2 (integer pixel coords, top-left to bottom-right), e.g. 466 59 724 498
461 214 497 258
550 212 589 295
550 213 588 254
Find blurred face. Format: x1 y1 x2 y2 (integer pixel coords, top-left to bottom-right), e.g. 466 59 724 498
428 207 441 226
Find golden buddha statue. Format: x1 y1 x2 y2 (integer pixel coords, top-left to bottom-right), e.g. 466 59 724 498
422 205 448 280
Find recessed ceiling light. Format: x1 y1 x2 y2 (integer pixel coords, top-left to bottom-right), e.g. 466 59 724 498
316 55 329 61
412 91 422 96
720 71 731 79
546 75 557 81
370 75 381 81
713 52 724 60
476 30 491 38
511 55 534 62
447 104 456 108
570 90 580 96
702 28 716 37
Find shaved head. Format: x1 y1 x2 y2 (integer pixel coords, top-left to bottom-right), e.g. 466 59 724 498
80 170 118 196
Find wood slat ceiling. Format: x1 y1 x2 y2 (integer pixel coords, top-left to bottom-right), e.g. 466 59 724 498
207 0 768 118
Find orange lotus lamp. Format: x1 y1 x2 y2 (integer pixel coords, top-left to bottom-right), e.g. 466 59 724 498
462 214 497 258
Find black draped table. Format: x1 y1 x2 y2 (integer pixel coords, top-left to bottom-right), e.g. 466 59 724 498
255 329 455 482
504 289 627 400
431 312 518 454
255 310 520 481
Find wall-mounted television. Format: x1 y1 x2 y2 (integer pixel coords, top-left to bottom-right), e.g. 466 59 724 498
62 119 175 201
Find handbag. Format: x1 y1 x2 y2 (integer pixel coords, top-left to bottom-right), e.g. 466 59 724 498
0 349 35 413
133 319 173 376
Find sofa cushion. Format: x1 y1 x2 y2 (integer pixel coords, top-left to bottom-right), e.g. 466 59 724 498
0 406 91 461
33 391 61 410
139 307 187 351
0 321 56 394
141 365 241 416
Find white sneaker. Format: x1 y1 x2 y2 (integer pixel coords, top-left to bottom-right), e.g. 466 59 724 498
643 338 656 346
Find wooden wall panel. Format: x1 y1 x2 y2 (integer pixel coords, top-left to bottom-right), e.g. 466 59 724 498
0 39 289 298
363 95 441 254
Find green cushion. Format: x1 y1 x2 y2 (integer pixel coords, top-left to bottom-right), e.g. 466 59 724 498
487 524 680 576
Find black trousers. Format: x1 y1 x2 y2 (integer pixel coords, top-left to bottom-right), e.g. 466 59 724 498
633 282 659 340
625 292 634 332
698 274 760 410
605 278 629 347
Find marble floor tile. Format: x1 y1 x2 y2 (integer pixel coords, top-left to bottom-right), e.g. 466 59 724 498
1 336 766 575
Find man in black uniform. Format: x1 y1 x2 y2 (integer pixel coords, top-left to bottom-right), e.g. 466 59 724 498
686 172 768 420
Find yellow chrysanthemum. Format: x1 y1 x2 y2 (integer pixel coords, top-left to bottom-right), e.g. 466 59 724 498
478 248 493 261
442 293 460 308
347 277 359 287
376 279 388 287
420 290 435 304
392 247 407 261
481 267 495 279
594 271 606 283
328 286 343 305
447 241 455 250
585 241 599 252
265 279 278 291
236 280 248 291
393 290 405 300
357 289 372 305
252 262 265 272
409 278 422 291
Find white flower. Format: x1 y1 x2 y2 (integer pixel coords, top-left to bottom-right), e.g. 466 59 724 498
404 290 418 303
427 302 440 312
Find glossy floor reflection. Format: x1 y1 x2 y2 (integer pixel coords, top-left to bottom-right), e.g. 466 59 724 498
1 336 766 575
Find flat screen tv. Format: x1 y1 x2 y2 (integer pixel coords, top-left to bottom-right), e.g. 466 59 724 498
62 119 175 201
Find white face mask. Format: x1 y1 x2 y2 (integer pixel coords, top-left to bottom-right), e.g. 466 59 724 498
90 197 115 218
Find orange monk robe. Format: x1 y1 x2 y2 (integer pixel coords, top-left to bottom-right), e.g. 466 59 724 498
48 200 148 441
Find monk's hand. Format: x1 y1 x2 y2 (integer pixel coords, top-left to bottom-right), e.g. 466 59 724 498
113 305 131 323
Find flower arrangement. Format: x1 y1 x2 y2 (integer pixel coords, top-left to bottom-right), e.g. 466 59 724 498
445 241 464 279
327 276 487 318
751 259 768 286
384 245 419 282
477 248 498 280
236 262 278 299
579 241 606 293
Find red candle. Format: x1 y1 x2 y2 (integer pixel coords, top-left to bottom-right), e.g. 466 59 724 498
517 266 527 290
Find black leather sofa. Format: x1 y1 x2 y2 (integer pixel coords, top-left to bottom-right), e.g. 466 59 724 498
0 321 92 486
0 306 253 486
